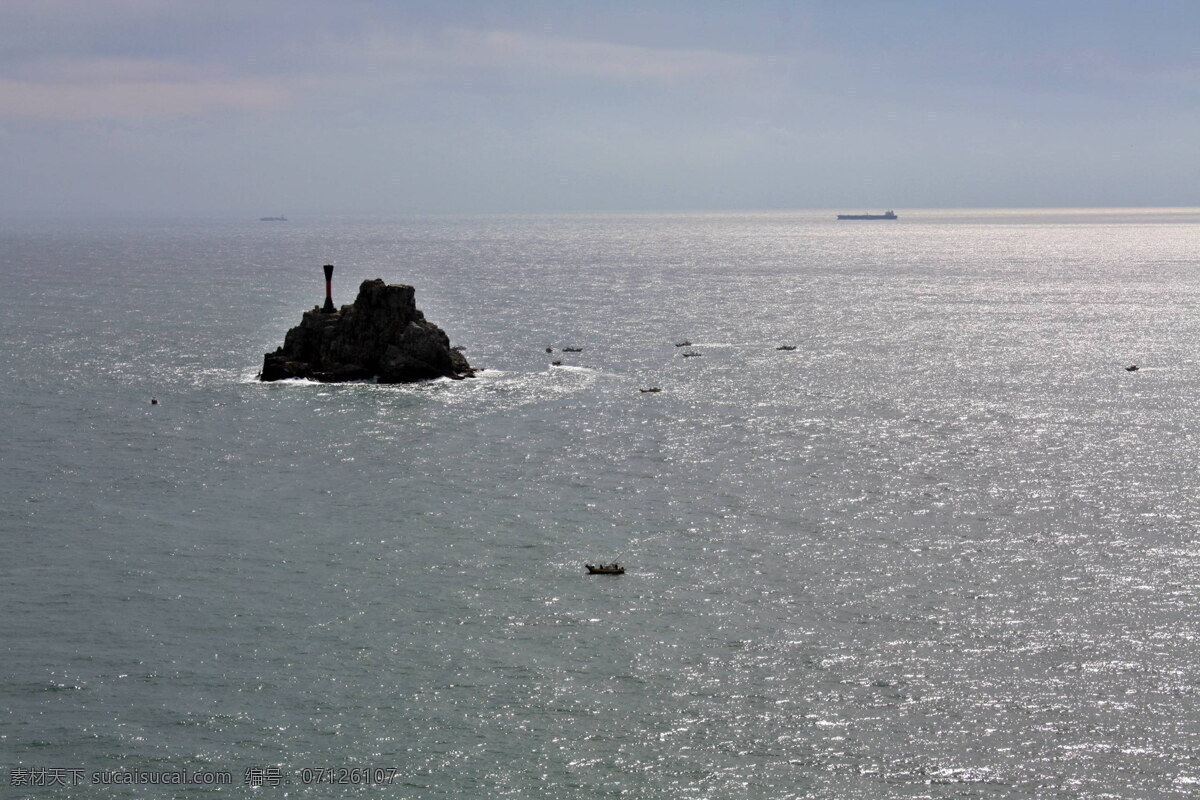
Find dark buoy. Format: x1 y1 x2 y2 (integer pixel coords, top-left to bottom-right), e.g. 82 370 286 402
150 395 158 405
322 264 336 313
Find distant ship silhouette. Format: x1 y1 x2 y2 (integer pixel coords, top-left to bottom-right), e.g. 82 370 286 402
837 210 897 220
260 214 287 221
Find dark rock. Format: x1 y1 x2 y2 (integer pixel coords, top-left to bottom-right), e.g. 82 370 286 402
259 279 475 383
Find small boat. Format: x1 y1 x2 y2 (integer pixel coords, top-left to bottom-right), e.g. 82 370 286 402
585 563 625 575
776 345 797 351
674 341 692 347
682 351 701 358
563 347 583 353
1126 365 1139 372
260 215 287 221
639 387 661 393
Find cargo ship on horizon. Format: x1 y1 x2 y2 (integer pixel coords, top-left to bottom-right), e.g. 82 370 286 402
837 210 898 220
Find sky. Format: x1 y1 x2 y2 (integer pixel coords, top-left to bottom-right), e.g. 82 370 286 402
1 0 1197 217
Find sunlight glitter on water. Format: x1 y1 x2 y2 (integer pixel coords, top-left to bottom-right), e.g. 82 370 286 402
4 210 1200 797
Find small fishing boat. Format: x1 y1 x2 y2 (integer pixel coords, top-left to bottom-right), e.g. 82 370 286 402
585 563 625 575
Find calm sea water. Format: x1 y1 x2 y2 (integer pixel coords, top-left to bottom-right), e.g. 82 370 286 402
3 209 1200 798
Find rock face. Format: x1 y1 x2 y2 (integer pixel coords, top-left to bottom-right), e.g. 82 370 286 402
260 279 474 383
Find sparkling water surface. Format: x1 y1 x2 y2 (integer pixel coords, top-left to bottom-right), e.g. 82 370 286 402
3 209 1200 797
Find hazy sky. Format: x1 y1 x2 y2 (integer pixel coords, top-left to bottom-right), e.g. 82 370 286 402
2 0 1197 217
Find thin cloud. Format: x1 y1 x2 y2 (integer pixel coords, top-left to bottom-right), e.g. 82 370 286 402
0 58 290 121
363 28 764 84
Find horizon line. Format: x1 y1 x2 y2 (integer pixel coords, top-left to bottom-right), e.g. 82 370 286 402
5 205 1200 223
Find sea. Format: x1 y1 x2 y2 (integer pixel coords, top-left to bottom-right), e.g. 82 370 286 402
3 208 1200 798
